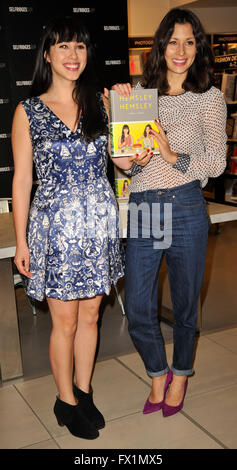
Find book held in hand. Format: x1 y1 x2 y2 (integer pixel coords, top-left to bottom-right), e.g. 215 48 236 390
109 89 159 157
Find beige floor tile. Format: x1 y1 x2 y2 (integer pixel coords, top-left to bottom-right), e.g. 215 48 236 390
15 374 64 438
184 383 237 449
186 336 237 397
23 439 59 449
0 386 50 449
86 359 151 420
55 411 222 449
205 328 237 355
15 359 150 437
117 348 173 386
113 353 152 385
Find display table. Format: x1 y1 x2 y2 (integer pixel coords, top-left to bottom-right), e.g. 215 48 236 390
0 213 23 382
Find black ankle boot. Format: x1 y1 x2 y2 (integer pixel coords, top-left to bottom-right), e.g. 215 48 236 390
73 384 105 429
53 396 99 439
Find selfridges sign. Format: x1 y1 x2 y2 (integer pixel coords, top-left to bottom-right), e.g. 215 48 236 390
0 0 129 197
73 8 96 13
12 44 36 50
9 6 33 13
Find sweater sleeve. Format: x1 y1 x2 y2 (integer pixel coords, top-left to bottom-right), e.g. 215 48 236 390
172 90 227 181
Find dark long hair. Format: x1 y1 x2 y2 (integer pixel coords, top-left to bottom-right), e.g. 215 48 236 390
30 16 107 141
144 124 152 137
142 8 214 94
121 124 130 143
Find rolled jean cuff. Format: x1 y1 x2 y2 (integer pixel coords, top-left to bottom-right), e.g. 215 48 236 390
171 365 193 376
146 366 170 378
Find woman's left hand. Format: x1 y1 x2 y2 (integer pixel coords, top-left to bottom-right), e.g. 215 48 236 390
150 120 178 165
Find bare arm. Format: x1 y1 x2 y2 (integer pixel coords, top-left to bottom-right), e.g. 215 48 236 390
11 103 33 277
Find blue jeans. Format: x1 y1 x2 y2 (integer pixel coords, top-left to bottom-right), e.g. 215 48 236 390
125 180 210 377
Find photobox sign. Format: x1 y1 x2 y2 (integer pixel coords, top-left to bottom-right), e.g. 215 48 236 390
0 0 129 197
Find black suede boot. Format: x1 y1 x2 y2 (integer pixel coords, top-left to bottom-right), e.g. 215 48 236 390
73 384 105 429
53 396 99 439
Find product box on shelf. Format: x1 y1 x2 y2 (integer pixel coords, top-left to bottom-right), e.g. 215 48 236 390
114 167 131 200
225 179 237 203
231 113 237 138
221 73 237 103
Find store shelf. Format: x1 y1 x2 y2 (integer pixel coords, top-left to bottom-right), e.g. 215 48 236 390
225 172 237 178
225 194 237 205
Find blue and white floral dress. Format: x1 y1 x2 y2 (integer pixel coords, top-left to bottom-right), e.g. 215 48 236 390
21 95 124 301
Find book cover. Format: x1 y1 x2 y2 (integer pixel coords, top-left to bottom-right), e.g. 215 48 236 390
114 166 131 199
109 89 159 157
115 178 131 199
232 113 237 139
221 73 236 102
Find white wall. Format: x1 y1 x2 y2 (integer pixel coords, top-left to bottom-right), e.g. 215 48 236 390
127 0 237 36
170 0 197 6
127 0 170 37
184 7 237 33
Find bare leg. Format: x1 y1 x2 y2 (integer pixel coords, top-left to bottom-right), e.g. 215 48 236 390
74 295 103 393
149 374 168 403
164 375 187 406
47 297 79 405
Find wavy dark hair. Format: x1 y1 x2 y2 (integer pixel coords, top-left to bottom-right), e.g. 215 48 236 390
30 16 107 141
144 124 152 137
121 124 130 143
142 8 214 94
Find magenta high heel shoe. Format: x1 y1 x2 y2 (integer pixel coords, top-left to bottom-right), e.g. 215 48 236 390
143 370 173 414
162 377 188 418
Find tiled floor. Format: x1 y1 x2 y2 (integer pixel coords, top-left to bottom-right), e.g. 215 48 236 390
1 327 237 449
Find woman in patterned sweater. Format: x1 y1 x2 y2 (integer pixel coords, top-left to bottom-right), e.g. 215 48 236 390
113 8 227 417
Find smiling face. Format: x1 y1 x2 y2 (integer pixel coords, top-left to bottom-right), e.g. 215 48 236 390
45 39 87 84
164 22 196 82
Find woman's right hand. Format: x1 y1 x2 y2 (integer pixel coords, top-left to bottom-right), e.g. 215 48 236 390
129 149 153 167
14 243 32 278
111 83 132 97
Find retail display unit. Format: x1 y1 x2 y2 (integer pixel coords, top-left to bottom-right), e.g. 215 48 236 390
213 33 237 206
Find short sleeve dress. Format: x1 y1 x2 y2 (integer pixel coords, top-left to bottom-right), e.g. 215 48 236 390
21 95 124 301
